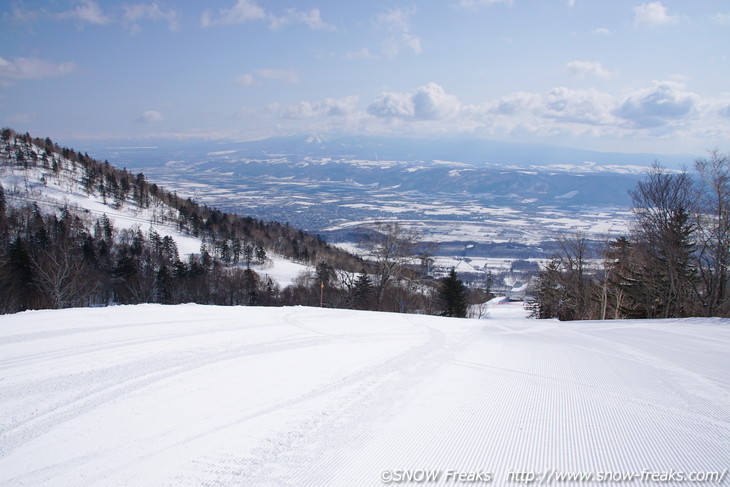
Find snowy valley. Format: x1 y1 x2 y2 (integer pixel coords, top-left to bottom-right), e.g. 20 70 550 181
96 135 646 255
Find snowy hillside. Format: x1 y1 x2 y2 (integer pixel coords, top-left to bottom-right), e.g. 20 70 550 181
1 304 727 486
0 155 203 255
0 132 315 290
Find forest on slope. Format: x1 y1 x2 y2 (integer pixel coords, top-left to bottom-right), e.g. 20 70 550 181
0 128 386 313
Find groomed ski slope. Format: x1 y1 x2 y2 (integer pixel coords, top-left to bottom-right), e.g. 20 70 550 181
0 302 728 486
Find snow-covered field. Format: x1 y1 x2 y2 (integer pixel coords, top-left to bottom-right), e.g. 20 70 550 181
1 303 728 486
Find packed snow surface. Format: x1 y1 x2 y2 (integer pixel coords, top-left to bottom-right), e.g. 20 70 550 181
0 303 728 486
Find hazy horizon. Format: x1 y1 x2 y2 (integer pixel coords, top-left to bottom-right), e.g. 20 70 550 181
2 1 729 156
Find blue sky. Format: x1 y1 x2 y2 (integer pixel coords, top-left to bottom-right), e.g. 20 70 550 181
1 0 729 155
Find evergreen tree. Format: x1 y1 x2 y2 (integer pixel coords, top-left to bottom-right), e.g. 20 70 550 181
156 264 173 304
0 183 5 219
438 268 468 317
353 269 373 310
255 244 267 264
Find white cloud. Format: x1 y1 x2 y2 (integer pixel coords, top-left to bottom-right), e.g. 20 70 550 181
614 81 697 127
269 96 359 119
592 27 612 35
58 0 110 25
235 69 300 86
368 83 460 120
460 82 720 142
269 8 334 31
138 110 163 124
367 91 415 118
375 7 422 58
255 68 299 83
202 1 333 31
566 60 614 79
201 0 265 27
235 73 256 86
542 87 614 125
457 0 513 9
633 2 679 29
486 91 542 115
236 81 725 149
0 56 77 81
344 48 377 60
376 7 413 32
123 3 179 32
481 87 614 127
412 83 460 120
711 13 730 25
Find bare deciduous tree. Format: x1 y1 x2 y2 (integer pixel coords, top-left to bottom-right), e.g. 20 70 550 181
628 164 697 318
694 150 730 316
363 222 421 307
29 239 97 309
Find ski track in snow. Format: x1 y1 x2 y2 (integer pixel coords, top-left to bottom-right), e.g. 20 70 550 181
0 304 728 486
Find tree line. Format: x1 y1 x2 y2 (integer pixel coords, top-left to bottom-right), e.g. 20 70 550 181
0 128 479 316
531 151 730 320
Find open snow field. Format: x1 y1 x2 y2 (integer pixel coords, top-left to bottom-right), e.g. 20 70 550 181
0 303 728 486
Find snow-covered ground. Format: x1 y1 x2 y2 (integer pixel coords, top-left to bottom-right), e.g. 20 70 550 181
1 164 311 289
0 304 728 486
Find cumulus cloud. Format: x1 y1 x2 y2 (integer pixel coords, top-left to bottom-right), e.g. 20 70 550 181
269 96 359 119
566 60 614 79
412 83 461 120
201 0 265 27
633 2 679 28
239 79 725 146
542 87 615 125
0 56 77 82
592 27 612 35
57 0 110 25
479 82 701 132
487 91 542 115
367 91 415 118
123 3 179 32
368 83 460 120
138 110 163 124
202 1 333 31
613 81 697 127
375 7 422 58
483 87 614 127
269 8 334 30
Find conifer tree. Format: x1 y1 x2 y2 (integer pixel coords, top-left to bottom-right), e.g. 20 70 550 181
353 269 373 310
438 268 468 317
